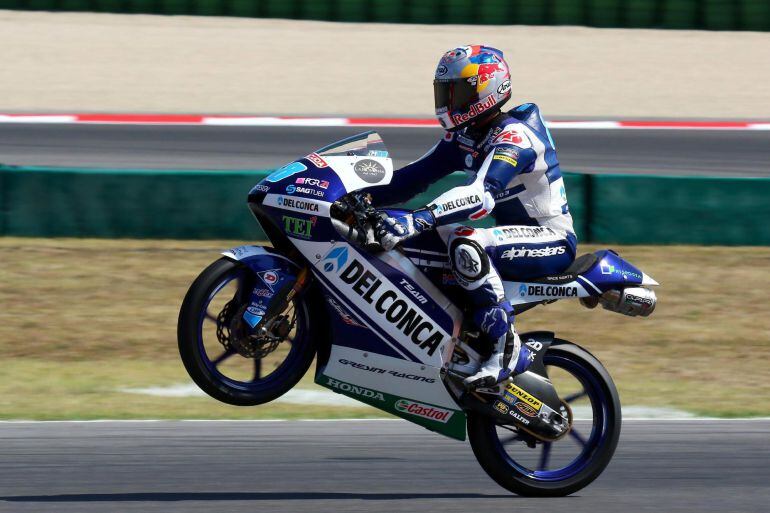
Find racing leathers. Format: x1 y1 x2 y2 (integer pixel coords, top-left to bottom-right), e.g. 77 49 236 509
374 104 577 388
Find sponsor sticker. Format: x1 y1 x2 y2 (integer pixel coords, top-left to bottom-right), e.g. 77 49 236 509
509 410 531 425
502 390 517 405
257 269 280 291
501 246 566 259
306 152 328 168
282 215 317 240
276 196 321 213
433 194 480 215
496 146 519 158
457 133 475 146
326 297 367 328
600 260 643 281
625 293 654 306
322 246 349 273
395 399 452 423
520 284 578 297
353 159 386 183
436 64 448 76
515 402 538 417
324 255 444 356
253 287 273 297
296 177 330 189
326 377 385 402
492 154 518 166
450 95 497 126
497 80 511 95
287 184 324 197
492 226 557 242
493 400 510 414
243 304 265 328
505 384 543 410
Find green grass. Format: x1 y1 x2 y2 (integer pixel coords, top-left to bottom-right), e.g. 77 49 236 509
1 238 768 419
0 359 382 420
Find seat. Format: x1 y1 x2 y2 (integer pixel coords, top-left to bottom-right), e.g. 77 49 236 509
530 253 598 284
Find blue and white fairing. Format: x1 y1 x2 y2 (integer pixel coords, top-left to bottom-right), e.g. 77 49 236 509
247 131 465 412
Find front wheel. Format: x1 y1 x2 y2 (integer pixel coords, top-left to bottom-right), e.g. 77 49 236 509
178 257 317 406
467 341 621 496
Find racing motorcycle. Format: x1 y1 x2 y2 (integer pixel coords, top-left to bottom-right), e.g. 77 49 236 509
178 131 659 497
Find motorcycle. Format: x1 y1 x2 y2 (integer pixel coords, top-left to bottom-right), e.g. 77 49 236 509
178 131 659 496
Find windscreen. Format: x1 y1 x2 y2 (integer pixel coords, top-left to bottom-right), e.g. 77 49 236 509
315 131 389 159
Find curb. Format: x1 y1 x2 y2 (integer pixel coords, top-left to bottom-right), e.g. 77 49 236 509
1 113 769 130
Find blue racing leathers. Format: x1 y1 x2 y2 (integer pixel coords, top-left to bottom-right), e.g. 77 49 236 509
373 104 577 349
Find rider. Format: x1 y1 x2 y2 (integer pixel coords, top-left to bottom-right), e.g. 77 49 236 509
373 45 577 389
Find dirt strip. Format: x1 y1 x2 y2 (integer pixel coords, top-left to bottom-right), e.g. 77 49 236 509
1 10 769 118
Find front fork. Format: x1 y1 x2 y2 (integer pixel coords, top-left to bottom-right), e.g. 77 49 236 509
243 266 312 329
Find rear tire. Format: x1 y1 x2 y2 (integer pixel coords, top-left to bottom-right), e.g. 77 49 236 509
467 341 621 496
178 257 317 406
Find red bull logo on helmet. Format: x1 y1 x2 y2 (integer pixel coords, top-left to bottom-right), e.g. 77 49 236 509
450 94 498 126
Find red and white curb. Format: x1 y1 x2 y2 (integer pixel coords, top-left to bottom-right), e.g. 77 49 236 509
1 113 769 130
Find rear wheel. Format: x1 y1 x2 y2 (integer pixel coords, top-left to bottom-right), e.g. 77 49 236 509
177 257 317 406
467 341 621 496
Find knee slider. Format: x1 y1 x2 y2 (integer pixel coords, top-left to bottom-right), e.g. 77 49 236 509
449 237 490 282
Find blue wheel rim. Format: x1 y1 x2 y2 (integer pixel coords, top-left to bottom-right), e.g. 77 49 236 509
196 268 309 393
491 352 611 482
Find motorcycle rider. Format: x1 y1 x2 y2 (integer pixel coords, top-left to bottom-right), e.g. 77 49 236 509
373 45 577 389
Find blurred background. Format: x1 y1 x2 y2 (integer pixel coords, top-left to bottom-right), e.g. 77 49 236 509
0 1 768 422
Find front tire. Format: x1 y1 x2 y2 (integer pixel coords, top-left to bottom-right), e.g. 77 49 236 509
178 257 317 406
467 341 621 496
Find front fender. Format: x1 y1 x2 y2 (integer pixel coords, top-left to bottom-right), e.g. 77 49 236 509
222 245 305 327
222 245 302 274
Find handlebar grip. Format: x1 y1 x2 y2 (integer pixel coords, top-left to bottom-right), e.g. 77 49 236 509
331 217 384 252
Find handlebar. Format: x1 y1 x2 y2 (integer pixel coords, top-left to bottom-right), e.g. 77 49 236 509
330 192 384 252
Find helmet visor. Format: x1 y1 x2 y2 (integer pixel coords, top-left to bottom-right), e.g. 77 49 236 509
434 78 478 113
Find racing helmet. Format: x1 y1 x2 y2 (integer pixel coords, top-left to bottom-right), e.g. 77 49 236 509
434 45 512 132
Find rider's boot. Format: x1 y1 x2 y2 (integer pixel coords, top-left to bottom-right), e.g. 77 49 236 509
463 305 532 390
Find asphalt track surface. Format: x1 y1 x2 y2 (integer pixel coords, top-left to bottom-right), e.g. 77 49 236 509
1 124 769 177
1 420 768 513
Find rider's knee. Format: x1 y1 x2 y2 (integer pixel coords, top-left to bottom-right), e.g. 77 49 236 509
448 229 490 286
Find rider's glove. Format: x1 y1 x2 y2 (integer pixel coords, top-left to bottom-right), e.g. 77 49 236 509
375 208 436 251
